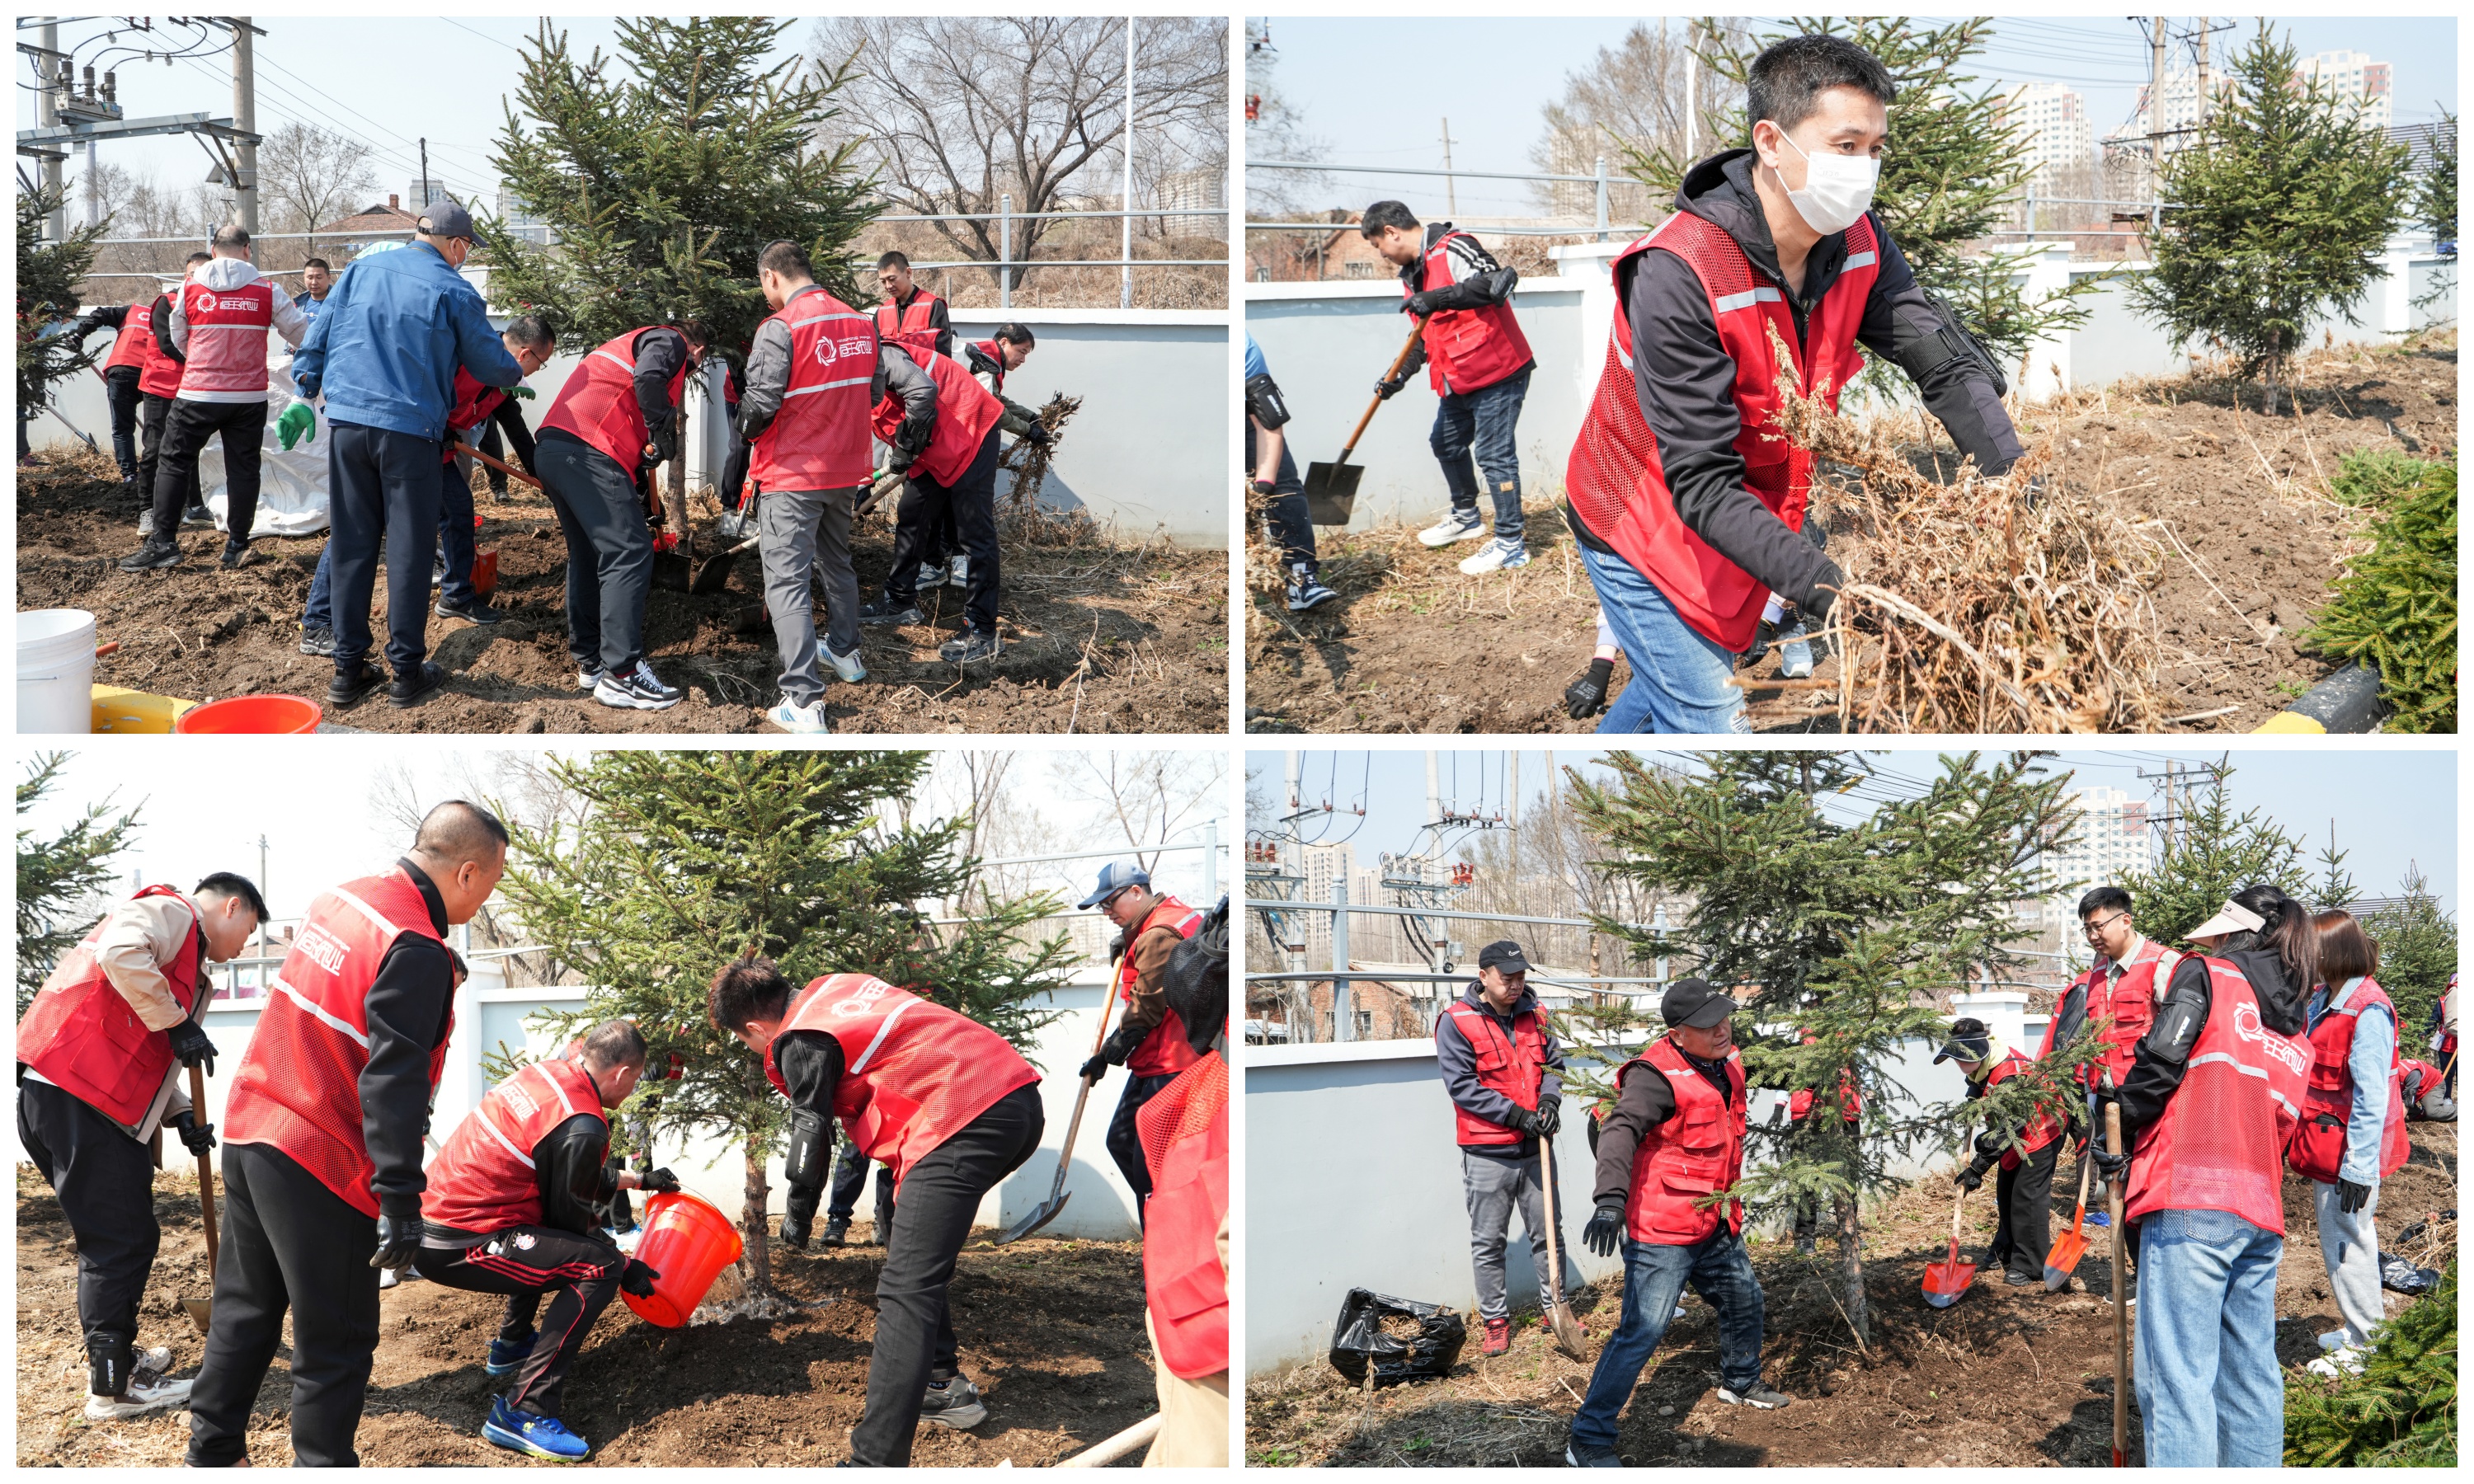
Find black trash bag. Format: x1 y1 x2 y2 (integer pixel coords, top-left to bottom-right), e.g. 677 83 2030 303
1329 1288 1465 1387
2392 1211 2456 1247
2379 1253 2441 1295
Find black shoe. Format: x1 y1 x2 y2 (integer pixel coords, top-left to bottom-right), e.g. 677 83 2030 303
2005 1271 2038 1287
917 1373 987 1430
220 540 255 570
435 596 503 626
1566 1439 1623 1468
858 599 924 626
299 626 336 658
329 661 385 708
389 661 449 709
182 501 210 526
820 1216 850 1249
938 627 999 664
119 540 181 571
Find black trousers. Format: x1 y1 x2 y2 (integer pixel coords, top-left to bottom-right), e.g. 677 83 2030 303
186 1143 381 1468
1987 1138 2062 1280
535 431 655 674
412 1228 623 1420
1104 1070 1177 1227
153 399 266 545
1244 419 1318 570
138 391 198 518
327 420 447 679
105 368 143 481
18 1078 161 1360
849 1082 1044 1468
829 1133 896 1225
720 414 750 511
884 428 1001 635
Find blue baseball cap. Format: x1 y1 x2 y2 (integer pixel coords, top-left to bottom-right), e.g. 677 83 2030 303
1078 860 1150 909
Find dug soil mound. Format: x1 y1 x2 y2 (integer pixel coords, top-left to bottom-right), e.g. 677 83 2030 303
1245 1123 2457 1467
17 1167 1152 1467
16 450 1226 735
1244 334 2454 735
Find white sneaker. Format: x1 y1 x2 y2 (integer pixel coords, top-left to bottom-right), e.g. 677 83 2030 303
576 666 605 692
915 561 948 590
1418 512 1485 547
823 644 867 683
1457 537 1529 575
86 1370 192 1421
765 696 831 734
2307 1346 2368 1378
948 555 970 589
593 660 683 711
2317 1329 2351 1353
136 1345 174 1376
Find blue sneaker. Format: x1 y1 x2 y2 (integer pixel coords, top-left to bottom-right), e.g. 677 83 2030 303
485 1331 534 1378
482 1397 589 1461
2086 1211 2110 1228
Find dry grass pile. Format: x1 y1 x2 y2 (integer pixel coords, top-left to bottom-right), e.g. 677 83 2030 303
995 393 1094 547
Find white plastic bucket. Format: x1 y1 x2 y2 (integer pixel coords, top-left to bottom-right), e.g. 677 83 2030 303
18 609 98 734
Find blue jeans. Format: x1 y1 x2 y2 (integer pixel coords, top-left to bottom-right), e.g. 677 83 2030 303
2133 1208 2284 1468
435 458 477 606
1579 543 1748 734
303 545 334 632
1244 420 1316 570
1430 366 1529 541
1569 1230 1766 1450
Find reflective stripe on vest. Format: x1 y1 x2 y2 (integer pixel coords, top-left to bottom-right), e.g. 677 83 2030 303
1622 1036 1747 1244
1138 1050 1230 1379
1563 211 1879 651
137 294 184 397
875 293 943 358
2126 956 2309 1233
749 289 879 493
176 279 278 398
1977 1048 2065 1167
539 328 689 472
971 339 1007 395
422 1058 605 1235
105 301 156 373
221 868 449 1217
1411 231 1533 395
869 344 1003 487
2288 976 2408 1184
1439 1001 1547 1146
1122 896 1206 1078
15 885 203 1127
763 974 1039 1187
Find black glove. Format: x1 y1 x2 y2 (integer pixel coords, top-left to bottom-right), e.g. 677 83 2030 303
370 1211 421 1270
1507 1106 1543 1137
619 1258 661 1298
781 1186 821 1252
2090 1146 2130 1182
640 1167 680 1194
1402 292 1435 317
1565 657 1614 718
1536 1096 1562 1138
2336 1178 2372 1214
886 446 916 476
167 1017 219 1076
1100 1020 1147 1068
1079 1053 1110 1082
1024 423 1053 448
1374 374 1406 401
1801 559 1845 627
1583 1205 1625 1258
1954 1161 1986 1192
170 1110 216 1158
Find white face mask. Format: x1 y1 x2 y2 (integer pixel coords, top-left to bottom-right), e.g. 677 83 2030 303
1768 127 1879 237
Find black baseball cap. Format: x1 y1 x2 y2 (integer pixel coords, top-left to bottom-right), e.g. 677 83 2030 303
1661 977 1737 1028
417 199 477 242
1477 940 1530 973
1934 1017 1992 1064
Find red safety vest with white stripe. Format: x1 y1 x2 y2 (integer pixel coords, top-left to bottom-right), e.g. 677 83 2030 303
971 339 1008 396
176 277 279 399
1786 1027 1861 1124
1438 999 1548 1147
875 291 945 358
749 286 880 493
15 886 202 1127
2288 976 2409 1184
137 293 185 398
764 974 1040 1187
441 368 507 467
421 1057 606 1234
1621 1036 1747 1245
539 328 689 472
1139 1049 1229 1379
1409 231 1533 395
1973 1047 2066 1169
1123 895 1206 1078
104 300 157 373
222 867 452 1217
2040 940 2176 1092
870 344 1003 487
2125 955 2310 1233
1564 210 1879 652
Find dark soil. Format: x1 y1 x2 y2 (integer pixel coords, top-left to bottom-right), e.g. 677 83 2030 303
1244 1123 2457 1467
17 1166 1153 1467
1244 335 2455 735
16 451 1227 735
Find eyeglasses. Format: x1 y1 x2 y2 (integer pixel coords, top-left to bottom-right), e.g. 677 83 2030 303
2081 912 2130 938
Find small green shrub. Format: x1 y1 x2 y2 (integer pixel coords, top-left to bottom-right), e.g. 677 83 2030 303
2302 456 2457 731
2284 1261 2457 1466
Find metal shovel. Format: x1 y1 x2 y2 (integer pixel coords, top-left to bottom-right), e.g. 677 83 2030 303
182 1063 219 1336
989 982 1121 1246
1300 321 1425 527
1536 1122 1587 1359
2044 1089 2103 1290
1922 1185 1976 1308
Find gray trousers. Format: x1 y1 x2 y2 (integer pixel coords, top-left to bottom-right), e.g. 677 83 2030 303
534 431 655 674
757 486 863 707
1462 1147 1564 1322
2312 1180 2387 1347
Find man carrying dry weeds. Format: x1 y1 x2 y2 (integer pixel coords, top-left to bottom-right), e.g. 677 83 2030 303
1563 32 2024 733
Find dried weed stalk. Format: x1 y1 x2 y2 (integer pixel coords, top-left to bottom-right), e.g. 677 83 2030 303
997 393 1095 546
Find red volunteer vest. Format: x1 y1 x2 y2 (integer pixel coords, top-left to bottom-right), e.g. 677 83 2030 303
2288 977 2409 1184
2041 940 2175 1091
540 328 689 473
764 974 1039 1186
176 277 279 398
870 344 1003 487
1786 1029 1861 1124
748 287 879 493
222 867 452 1217
105 301 156 373
1410 230 1533 395
972 339 1008 396
137 293 185 398
1439 999 1548 1146
1122 895 1206 1078
16 886 203 1127
1621 1036 1747 1244
1564 210 1879 651
443 368 507 466
422 1057 606 1234
2125 956 2309 1233
2400 1058 2446 1102
874 291 945 358
1974 1047 2065 1169
1138 1049 1230 1380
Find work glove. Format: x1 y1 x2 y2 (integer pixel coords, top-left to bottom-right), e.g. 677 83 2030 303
1801 559 1845 627
167 1017 219 1076
1564 658 1614 718
1536 1096 1562 1138
277 397 317 452
1507 1106 1543 1137
1583 1204 1625 1259
639 1167 680 1195
2336 1178 2372 1214
1098 1021 1147 1068
886 446 917 476
1373 374 1406 402
370 1210 421 1270
781 1185 821 1252
1023 423 1053 448
170 1110 217 1158
507 385 535 400
1401 292 1436 317
1954 1161 1987 1193
2090 1146 2130 1183
618 1258 662 1298
1078 1052 1111 1083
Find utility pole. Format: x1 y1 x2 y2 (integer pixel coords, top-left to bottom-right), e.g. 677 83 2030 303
1439 117 1458 217
1425 751 1442 832
1506 753 1519 881
2147 16 2168 200
232 16 257 232
256 833 270 967
1685 44 1697 159
2194 18 2212 138
1120 16 1135 311
38 18 65 241
419 137 430 210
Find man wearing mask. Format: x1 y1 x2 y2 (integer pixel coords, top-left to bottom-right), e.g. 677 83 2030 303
1562 32 2025 732
18 871 266 1421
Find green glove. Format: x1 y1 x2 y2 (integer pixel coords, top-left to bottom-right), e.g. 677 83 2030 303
277 398 317 451
507 384 535 401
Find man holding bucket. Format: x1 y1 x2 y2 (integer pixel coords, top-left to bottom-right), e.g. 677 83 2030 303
415 1020 670 1462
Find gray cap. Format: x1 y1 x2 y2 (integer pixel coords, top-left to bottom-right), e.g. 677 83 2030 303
416 199 477 242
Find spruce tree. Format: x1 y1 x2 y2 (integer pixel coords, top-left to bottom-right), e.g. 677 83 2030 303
2360 863 2457 1035
2118 765 2313 944
16 183 110 451
2133 25 2415 393
489 750 1077 1298
16 753 143 1016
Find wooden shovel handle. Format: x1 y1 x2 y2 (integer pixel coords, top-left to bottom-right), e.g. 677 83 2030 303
190 1063 219 1274
2105 1082 2128 1465
1334 321 1427 465
452 438 543 491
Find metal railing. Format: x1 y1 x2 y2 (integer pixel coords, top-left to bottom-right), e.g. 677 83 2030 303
1996 190 2167 242
1249 157 1637 244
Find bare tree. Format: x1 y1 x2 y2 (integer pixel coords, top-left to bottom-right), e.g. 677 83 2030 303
1242 19 1326 217
1048 751 1227 876
256 120 378 253
1530 18 1751 221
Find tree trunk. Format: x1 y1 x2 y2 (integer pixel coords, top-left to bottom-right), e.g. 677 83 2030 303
1836 1188 1867 1347
663 402 694 557
741 1129 774 1298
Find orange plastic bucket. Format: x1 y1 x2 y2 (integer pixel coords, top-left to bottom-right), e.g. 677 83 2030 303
473 549 499 599
173 694 322 734
623 1190 743 1327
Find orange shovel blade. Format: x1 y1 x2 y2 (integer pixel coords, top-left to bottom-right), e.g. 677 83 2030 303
1922 1237 1976 1307
2044 1206 2091 1289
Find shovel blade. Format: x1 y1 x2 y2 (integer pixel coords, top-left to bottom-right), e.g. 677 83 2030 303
182 1298 213 1336
1301 461 1362 526
1546 1304 1587 1360
688 552 740 595
1923 1237 1977 1306
990 1191 1069 1247
651 551 695 593
2044 1228 2091 1291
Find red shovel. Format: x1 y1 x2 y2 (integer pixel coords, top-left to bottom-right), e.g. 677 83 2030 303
1922 1185 1977 1308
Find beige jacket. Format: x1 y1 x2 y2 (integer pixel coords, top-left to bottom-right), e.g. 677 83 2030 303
30 895 203 1137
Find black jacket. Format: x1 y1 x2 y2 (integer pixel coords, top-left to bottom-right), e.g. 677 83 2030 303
882 289 955 360
425 1103 615 1246
1591 1041 1740 1209
1566 149 2024 618
362 858 457 1219
150 292 185 369
1434 983 1564 1158
1395 222 1530 389
775 1029 847 1116
628 326 694 463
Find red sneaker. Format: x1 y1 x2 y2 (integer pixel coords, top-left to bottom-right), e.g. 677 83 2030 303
1482 1317 1512 1355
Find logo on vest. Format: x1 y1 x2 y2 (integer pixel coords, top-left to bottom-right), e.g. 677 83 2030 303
294 922 349 975
2234 1000 2308 1075
502 1082 540 1119
828 979 892 1019
193 289 218 316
